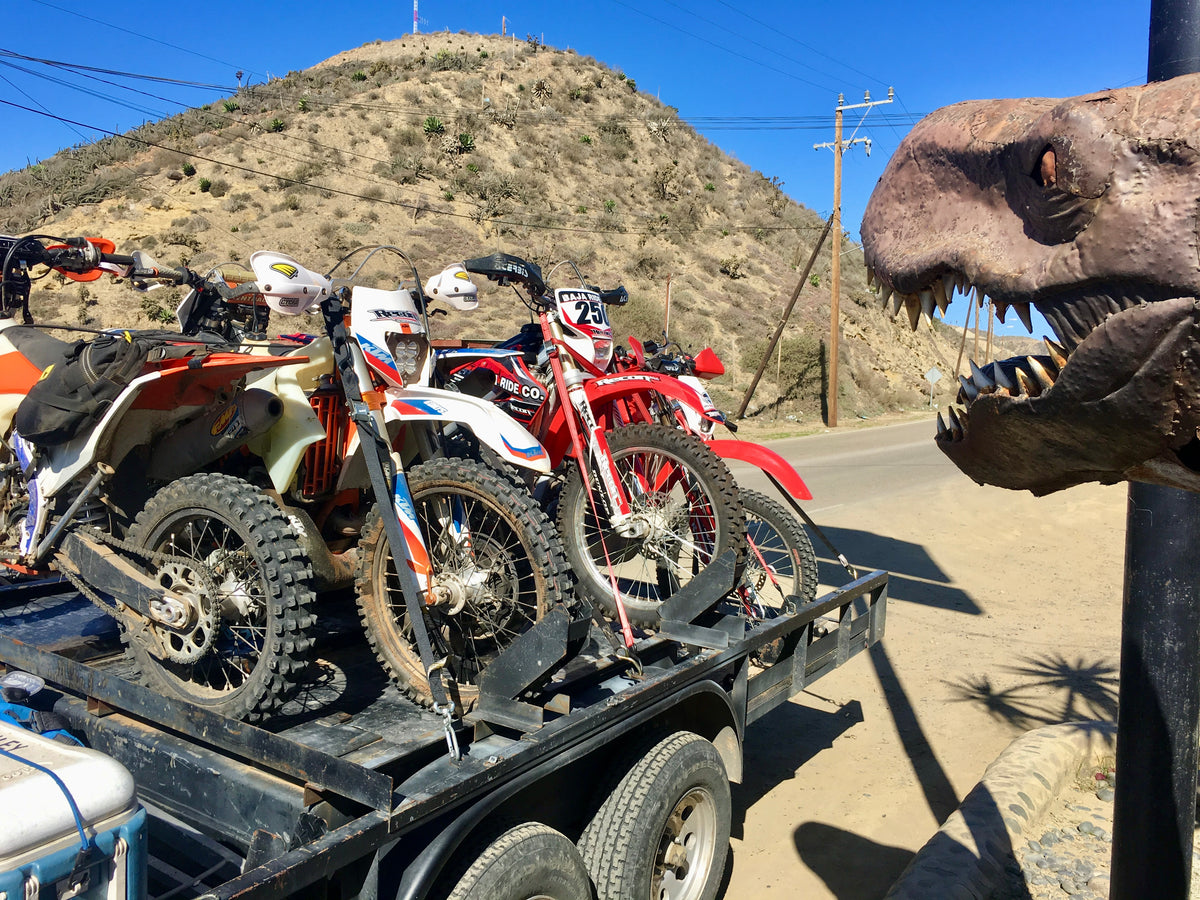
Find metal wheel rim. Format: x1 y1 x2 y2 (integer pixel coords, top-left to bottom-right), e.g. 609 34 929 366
383 489 540 685
145 513 266 697
579 446 721 603
651 786 719 900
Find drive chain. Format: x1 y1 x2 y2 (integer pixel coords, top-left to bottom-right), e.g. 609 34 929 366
58 526 223 663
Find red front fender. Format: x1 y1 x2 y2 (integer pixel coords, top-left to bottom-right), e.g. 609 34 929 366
540 372 716 463
706 439 813 501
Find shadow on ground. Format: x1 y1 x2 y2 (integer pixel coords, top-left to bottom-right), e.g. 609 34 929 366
793 822 913 899
730 699 864 840
811 525 981 614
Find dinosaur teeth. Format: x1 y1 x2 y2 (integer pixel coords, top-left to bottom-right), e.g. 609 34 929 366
947 405 963 438
1043 337 1069 369
994 301 1009 324
905 295 922 330
920 289 935 320
1013 302 1033 333
867 266 876 290
879 285 893 309
1026 356 1056 390
991 362 1014 392
969 358 994 389
892 292 905 317
942 273 957 304
933 279 950 313
936 405 968 442
958 374 979 402
1015 367 1038 396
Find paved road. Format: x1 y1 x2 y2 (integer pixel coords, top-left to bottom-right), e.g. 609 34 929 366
727 416 956 516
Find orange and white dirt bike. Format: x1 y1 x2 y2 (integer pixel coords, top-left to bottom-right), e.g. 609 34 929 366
0 234 318 722
164 245 574 713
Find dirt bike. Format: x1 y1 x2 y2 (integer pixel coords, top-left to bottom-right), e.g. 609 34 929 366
159 246 574 712
0 235 318 722
437 269 834 622
434 252 746 633
611 336 821 615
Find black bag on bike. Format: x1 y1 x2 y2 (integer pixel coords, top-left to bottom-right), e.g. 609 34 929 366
14 331 153 445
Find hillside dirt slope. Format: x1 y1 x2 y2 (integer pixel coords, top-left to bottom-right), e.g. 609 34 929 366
0 32 1033 425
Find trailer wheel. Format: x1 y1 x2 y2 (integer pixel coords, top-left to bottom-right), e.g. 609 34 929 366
579 731 731 900
443 822 592 900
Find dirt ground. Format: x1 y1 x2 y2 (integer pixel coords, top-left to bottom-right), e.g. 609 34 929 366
721 446 1129 899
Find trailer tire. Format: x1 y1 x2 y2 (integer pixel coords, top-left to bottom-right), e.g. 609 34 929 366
579 730 731 900
443 822 592 900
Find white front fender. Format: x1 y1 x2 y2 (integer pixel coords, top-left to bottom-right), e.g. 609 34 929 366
382 386 552 474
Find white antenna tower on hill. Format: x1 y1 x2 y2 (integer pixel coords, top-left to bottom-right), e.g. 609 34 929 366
413 0 418 34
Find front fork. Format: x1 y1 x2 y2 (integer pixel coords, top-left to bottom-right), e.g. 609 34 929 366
543 316 641 536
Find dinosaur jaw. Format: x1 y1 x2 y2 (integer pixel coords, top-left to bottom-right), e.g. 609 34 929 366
866 267 1200 493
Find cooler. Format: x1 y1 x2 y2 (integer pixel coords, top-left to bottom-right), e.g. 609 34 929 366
0 721 146 900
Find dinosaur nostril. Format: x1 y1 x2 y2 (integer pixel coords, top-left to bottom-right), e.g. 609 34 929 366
1038 147 1057 188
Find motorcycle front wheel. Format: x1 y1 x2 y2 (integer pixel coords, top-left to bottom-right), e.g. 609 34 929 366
557 423 745 627
355 457 573 711
122 473 317 723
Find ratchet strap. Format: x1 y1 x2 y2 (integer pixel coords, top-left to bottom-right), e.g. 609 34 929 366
322 297 457 725
766 472 858 579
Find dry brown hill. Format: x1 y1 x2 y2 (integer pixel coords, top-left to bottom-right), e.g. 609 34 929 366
0 32 1002 425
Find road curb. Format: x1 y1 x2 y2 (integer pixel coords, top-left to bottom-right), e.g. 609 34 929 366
884 721 1116 900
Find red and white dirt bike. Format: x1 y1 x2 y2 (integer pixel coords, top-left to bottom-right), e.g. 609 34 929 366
436 256 823 619
0 234 317 722
434 252 747 632
164 245 574 711
609 336 821 615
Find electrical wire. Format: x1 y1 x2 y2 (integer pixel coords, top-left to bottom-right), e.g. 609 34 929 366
0 98 832 238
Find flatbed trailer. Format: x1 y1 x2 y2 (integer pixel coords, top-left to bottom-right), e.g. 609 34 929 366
0 563 887 900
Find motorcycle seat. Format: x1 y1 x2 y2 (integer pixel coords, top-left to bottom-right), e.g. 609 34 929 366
4 326 74 373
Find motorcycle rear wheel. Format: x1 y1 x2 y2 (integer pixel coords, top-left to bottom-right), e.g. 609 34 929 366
557 423 745 627
738 489 818 614
355 457 573 711
121 473 316 723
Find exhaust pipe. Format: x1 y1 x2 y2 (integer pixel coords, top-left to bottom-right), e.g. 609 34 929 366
147 388 283 481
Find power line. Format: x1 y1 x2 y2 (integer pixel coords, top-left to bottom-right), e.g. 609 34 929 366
0 98 832 239
25 0 259 80
605 0 841 93
0 49 237 91
711 0 889 89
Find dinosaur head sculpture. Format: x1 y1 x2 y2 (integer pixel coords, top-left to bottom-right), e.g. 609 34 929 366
861 74 1200 495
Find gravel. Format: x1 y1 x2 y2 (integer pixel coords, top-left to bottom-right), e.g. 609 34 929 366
989 769 1200 900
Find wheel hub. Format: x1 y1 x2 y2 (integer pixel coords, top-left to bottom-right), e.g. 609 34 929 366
149 561 218 663
653 787 718 900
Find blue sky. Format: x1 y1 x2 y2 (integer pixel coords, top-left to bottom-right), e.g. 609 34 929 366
2 0 1151 336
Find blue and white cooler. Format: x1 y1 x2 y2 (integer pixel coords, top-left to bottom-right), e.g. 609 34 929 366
0 720 146 900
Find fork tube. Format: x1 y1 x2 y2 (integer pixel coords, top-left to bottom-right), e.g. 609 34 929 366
542 314 632 523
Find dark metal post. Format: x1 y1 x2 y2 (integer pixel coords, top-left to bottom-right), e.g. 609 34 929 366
1110 14 1200 898
1112 483 1200 897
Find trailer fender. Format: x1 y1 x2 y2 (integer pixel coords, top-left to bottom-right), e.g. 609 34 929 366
706 439 813 501
393 680 741 900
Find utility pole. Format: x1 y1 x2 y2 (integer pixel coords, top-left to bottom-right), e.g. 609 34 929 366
814 87 893 426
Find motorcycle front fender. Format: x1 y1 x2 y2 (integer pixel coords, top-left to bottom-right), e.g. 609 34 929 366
382 386 552 474
706 439 813 501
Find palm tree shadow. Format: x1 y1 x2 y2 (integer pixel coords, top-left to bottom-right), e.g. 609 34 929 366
946 652 1119 730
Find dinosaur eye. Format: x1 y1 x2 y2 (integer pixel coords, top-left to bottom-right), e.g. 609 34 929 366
1011 141 1096 244
1036 146 1057 188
